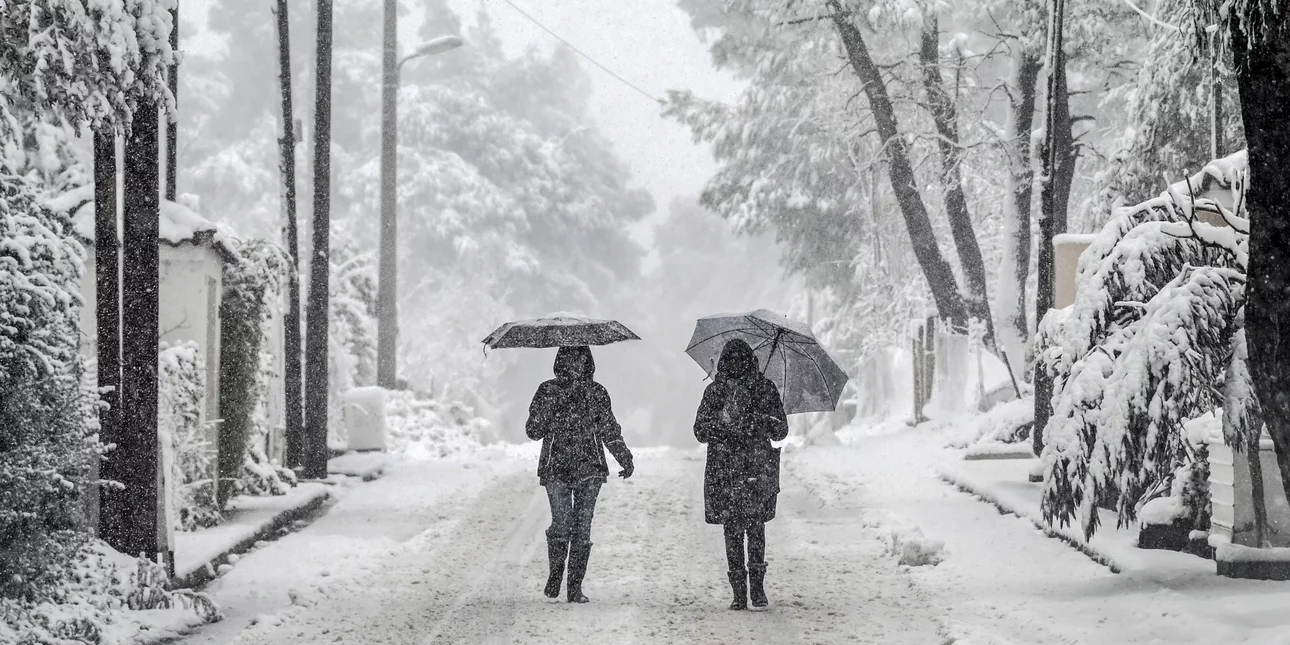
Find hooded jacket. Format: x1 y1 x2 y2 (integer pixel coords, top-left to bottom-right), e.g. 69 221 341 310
525 346 633 484
693 339 789 525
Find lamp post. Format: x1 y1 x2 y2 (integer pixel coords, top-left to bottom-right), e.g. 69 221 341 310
377 27 462 390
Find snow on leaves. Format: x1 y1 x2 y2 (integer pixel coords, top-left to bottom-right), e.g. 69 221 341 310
0 173 83 382
0 0 176 146
1039 151 1251 538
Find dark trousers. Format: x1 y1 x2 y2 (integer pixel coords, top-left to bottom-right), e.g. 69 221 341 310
723 521 766 570
545 478 602 545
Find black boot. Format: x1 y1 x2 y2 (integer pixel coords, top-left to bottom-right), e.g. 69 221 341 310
566 542 592 603
748 563 768 611
544 539 569 599
727 569 748 610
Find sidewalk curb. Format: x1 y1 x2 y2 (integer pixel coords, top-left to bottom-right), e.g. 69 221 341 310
937 466 1122 573
170 491 332 590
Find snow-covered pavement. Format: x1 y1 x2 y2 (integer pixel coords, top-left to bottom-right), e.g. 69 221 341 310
181 421 1290 645
211 445 945 644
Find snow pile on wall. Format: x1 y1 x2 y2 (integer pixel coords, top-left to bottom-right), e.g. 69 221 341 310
945 397 1035 449
385 391 498 459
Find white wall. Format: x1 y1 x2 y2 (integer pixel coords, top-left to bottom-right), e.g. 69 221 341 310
80 244 225 442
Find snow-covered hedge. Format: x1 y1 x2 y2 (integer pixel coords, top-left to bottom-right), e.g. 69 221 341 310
0 173 97 596
159 341 221 531
219 238 295 500
1038 151 1251 539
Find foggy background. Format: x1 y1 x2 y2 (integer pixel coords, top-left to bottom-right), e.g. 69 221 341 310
175 0 801 447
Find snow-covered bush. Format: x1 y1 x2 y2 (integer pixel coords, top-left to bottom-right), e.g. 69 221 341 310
0 541 219 644
158 341 220 531
385 390 497 459
219 238 294 502
1039 151 1251 538
0 173 98 599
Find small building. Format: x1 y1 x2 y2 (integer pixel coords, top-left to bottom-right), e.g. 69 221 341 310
63 193 238 435
50 189 240 543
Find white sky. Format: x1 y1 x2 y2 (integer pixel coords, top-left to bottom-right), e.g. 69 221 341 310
184 0 743 245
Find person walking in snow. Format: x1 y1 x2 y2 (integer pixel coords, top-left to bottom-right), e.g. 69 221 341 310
693 338 788 611
525 345 634 604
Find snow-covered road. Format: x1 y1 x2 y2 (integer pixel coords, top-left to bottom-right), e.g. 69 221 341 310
214 448 948 645
180 422 1290 645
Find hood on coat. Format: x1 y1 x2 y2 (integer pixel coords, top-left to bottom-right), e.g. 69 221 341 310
716 339 758 381
553 345 595 380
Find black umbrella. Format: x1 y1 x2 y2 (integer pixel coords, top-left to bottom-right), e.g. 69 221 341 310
685 309 849 414
482 313 641 350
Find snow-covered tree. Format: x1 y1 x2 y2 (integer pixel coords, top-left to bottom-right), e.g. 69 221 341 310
1038 151 1250 538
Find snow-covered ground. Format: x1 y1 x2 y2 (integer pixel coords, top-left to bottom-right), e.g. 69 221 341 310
175 418 1290 645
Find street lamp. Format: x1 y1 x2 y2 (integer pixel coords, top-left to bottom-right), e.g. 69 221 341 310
377 26 463 390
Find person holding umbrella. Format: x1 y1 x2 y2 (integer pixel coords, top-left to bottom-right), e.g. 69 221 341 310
686 310 849 611
483 314 642 605
525 345 634 604
693 339 788 611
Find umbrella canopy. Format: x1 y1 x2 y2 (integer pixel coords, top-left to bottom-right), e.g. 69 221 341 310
685 309 849 414
481 314 641 350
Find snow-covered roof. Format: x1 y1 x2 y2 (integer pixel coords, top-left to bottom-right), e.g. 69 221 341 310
48 190 239 263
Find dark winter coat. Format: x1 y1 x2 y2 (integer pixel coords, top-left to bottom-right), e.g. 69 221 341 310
525 346 633 485
694 339 789 526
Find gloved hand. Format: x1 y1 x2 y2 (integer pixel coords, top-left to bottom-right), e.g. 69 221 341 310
618 461 634 479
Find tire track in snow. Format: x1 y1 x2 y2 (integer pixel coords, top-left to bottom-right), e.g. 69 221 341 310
418 487 548 644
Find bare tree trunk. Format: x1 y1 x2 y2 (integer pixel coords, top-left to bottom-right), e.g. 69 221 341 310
102 101 161 557
303 0 333 480
1234 15 1290 513
93 129 120 540
1247 434 1269 547
829 7 969 329
165 3 178 203
918 16 995 343
996 47 1042 378
1033 0 1077 457
275 0 305 471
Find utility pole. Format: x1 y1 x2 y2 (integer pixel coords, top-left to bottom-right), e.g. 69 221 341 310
376 0 399 389
304 0 334 480
376 30 462 391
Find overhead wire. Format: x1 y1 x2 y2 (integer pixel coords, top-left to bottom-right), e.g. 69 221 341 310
490 0 665 104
